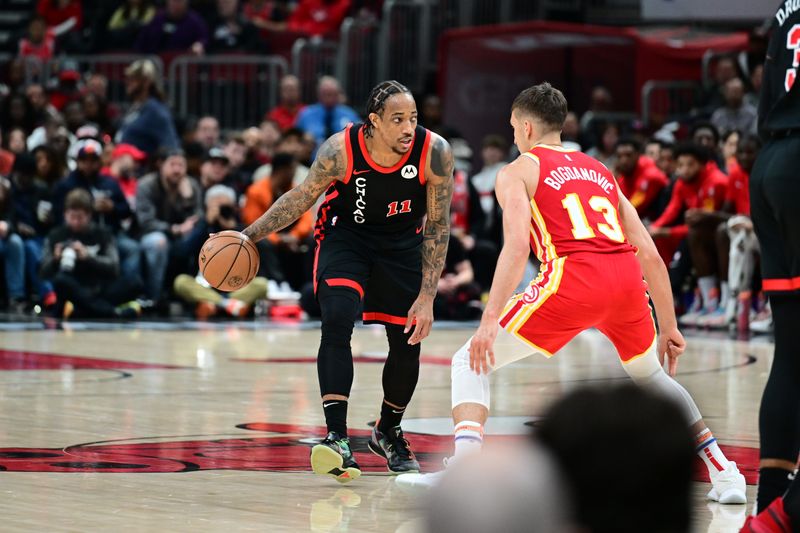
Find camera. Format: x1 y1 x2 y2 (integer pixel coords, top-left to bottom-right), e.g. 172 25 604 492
219 205 235 220
60 246 77 272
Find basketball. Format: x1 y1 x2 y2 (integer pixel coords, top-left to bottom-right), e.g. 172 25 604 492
198 231 260 292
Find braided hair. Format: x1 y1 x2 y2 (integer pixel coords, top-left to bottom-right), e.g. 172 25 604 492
364 80 412 138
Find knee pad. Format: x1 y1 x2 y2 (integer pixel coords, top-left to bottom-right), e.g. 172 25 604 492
451 339 491 410
318 284 361 346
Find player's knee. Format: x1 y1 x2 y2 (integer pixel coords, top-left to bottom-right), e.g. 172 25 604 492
319 287 360 346
451 342 471 374
386 325 420 361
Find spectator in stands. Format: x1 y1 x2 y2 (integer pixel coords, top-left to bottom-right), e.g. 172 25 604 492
0 128 16 176
104 144 146 210
720 129 739 174
106 0 156 49
690 121 724 169
244 0 291 36
586 122 618 171
644 139 661 162
52 139 141 281
561 111 582 151
81 93 112 136
295 76 359 152
136 149 203 301
420 94 459 139
62 101 86 135
745 63 763 108
0 181 26 313
5 128 28 156
174 184 268 318
241 126 269 172
579 86 614 130
434 234 481 320
194 116 221 150
648 143 728 314
207 0 259 53
199 147 235 193
116 59 180 155
252 127 312 186
1 93 36 135
41 189 142 319
536 385 695 533
242 152 312 291
83 74 121 126
657 142 677 179
266 75 306 132
615 138 668 220
135 0 209 55
8 153 55 307
36 0 82 39
223 134 251 189
702 55 739 114
722 134 763 329
18 15 56 62
471 134 506 223
25 84 54 126
711 78 757 136
285 0 351 37
32 145 66 194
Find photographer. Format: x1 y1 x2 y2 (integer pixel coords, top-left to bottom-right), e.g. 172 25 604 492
41 189 143 319
173 185 267 319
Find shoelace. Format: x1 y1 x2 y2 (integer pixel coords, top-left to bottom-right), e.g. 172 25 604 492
387 430 413 459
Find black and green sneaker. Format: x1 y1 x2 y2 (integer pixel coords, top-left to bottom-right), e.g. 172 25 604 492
368 425 420 474
310 432 361 483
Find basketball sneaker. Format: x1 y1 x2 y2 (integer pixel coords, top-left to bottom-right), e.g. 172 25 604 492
310 432 361 484
739 497 792 532
368 425 420 473
708 462 747 504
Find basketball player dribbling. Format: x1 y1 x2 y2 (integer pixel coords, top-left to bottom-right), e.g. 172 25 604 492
242 81 454 483
397 82 747 504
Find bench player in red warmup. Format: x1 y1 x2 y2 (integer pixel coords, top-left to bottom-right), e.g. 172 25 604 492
398 82 747 504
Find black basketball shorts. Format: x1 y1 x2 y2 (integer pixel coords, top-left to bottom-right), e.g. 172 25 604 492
750 135 800 294
313 225 423 326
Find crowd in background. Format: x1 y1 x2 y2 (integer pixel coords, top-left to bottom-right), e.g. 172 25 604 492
0 2 771 330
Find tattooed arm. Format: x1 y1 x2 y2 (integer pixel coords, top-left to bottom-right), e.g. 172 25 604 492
405 133 454 345
242 133 346 242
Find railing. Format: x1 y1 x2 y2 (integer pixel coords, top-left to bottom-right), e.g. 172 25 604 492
378 0 434 94
336 17 380 114
641 80 701 128
167 55 287 130
292 38 339 105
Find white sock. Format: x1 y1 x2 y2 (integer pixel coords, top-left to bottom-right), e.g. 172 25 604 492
454 420 483 457
698 276 719 311
695 429 731 474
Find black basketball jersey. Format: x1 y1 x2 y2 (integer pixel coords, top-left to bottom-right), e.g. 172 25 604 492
759 1 800 134
315 123 431 237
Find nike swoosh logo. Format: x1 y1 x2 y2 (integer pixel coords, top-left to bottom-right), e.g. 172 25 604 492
353 169 370 175
415 226 423 234
391 409 405 414
323 402 339 408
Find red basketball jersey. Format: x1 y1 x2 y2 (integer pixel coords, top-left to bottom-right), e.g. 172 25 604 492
526 145 636 262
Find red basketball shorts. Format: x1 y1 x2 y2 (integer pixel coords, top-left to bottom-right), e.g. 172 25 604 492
498 251 656 362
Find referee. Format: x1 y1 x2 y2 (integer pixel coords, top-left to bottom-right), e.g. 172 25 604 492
750 0 800 513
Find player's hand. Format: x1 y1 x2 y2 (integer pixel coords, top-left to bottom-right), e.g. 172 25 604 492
405 295 433 345
469 320 498 375
657 327 686 376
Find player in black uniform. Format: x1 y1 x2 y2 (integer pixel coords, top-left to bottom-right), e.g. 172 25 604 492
750 1 800 513
243 81 454 483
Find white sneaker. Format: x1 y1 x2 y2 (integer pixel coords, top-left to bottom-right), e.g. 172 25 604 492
395 470 444 492
707 462 747 504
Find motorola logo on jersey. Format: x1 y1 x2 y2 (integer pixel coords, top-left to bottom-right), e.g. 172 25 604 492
401 165 418 179
353 176 367 223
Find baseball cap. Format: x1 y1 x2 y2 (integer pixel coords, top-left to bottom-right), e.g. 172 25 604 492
112 143 146 161
76 139 103 159
206 146 229 163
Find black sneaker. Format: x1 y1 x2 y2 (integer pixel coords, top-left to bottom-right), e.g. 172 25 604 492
310 432 361 484
368 425 420 473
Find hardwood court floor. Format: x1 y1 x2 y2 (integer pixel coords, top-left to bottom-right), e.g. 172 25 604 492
0 321 771 532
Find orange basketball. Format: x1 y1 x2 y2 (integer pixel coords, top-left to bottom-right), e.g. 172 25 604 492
198 230 260 292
